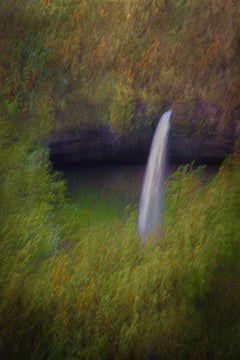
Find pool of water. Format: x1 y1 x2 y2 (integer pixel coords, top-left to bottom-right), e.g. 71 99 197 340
59 164 145 222
55 162 218 223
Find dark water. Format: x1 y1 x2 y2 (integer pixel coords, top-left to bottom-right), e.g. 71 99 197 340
56 163 219 222
59 164 145 221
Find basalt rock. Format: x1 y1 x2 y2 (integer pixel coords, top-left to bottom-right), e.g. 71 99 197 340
50 125 152 164
50 102 238 165
170 102 237 164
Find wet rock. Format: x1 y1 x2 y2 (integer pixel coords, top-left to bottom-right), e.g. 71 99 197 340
50 102 237 165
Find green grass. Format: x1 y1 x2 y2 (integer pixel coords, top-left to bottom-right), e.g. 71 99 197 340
1 156 240 359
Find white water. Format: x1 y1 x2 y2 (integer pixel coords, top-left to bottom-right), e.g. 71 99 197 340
138 110 172 244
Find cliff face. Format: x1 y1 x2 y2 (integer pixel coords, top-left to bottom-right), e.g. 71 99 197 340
50 102 238 165
169 101 238 163
169 132 234 164
50 125 152 164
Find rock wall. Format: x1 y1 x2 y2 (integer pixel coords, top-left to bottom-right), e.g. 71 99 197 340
50 125 151 164
50 103 238 165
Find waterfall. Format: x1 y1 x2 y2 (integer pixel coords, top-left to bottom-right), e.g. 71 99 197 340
138 110 172 244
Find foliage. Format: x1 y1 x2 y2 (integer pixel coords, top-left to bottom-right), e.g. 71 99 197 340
51 0 240 133
2 0 240 135
1 158 240 359
1 1 240 359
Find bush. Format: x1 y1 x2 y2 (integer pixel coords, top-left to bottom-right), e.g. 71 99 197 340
1 156 240 359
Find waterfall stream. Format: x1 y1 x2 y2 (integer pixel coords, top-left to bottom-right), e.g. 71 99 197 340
138 110 172 244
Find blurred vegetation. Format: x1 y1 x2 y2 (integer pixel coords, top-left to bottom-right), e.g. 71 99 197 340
1 0 240 359
1 154 240 359
2 0 240 136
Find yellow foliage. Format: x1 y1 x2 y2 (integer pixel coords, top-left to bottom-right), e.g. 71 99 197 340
41 0 51 12
75 0 87 18
126 290 134 314
51 259 70 295
76 278 96 312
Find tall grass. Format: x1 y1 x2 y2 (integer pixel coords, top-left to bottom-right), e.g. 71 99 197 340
1 155 240 359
